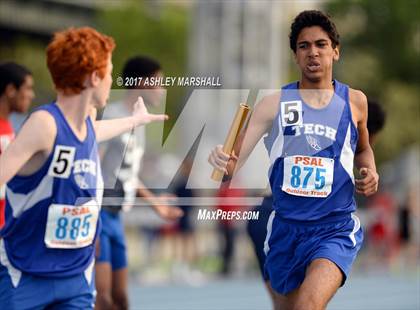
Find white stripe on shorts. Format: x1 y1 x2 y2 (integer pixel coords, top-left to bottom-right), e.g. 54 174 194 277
349 213 361 247
84 258 95 285
0 239 22 288
263 210 276 256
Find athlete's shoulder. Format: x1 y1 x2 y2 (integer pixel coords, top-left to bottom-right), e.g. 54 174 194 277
349 88 367 103
29 108 56 128
254 91 281 120
349 88 368 111
22 109 57 144
348 88 368 124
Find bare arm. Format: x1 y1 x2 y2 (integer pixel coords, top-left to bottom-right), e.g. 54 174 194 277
0 111 56 187
136 182 183 221
93 97 168 143
350 89 379 196
209 92 280 175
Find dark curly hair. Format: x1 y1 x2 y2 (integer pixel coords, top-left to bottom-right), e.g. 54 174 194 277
367 100 386 135
122 56 161 90
289 10 340 53
0 62 31 96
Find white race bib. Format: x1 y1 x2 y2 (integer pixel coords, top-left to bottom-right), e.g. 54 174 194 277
44 200 99 249
282 155 334 198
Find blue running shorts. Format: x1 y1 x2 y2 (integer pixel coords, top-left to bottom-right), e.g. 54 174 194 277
0 255 95 309
264 211 363 294
96 209 127 270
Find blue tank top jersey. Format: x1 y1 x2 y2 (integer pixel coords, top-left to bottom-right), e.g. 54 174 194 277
264 80 358 221
0 102 103 277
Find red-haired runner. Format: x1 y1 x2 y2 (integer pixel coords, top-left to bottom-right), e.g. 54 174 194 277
0 27 167 309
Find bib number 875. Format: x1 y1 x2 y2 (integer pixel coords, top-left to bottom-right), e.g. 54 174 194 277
290 166 326 189
55 214 92 240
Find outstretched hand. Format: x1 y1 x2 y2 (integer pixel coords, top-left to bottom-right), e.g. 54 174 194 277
132 96 168 127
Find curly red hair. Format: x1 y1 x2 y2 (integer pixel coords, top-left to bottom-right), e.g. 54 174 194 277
46 27 115 95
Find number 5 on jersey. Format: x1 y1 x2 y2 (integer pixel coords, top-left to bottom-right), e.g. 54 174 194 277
48 145 76 178
281 100 303 127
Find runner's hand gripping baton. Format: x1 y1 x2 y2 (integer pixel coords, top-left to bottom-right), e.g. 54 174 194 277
211 103 251 181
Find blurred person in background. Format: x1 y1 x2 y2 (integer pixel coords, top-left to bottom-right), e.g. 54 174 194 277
96 55 183 310
398 185 419 268
0 62 34 229
366 100 386 146
216 181 246 276
246 193 276 305
358 101 397 269
170 158 200 280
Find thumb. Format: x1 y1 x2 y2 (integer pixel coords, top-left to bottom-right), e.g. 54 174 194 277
134 96 145 111
359 168 368 177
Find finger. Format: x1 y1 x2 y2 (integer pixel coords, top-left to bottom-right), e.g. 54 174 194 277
148 114 169 122
214 160 229 174
364 179 378 189
356 184 377 196
357 176 377 189
355 181 376 192
212 148 225 164
208 154 227 172
360 184 376 193
355 180 368 189
216 145 230 161
214 155 228 169
355 184 364 191
367 188 378 196
355 179 365 186
136 96 145 106
212 158 228 174
363 187 377 196
355 174 374 186
133 96 145 111
208 156 228 174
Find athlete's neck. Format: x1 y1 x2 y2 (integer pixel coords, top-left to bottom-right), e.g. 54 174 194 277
298 78 335 109
0 96 11 120
56 92 92 139
299 78 334 90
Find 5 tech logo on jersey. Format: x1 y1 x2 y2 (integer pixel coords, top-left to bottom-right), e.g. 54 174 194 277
48 145 97 187
281 100 303 127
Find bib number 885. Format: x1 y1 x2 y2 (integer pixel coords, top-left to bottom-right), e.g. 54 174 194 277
55 214 92 240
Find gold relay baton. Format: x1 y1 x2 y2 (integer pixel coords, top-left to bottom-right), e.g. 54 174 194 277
211 103 251 181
